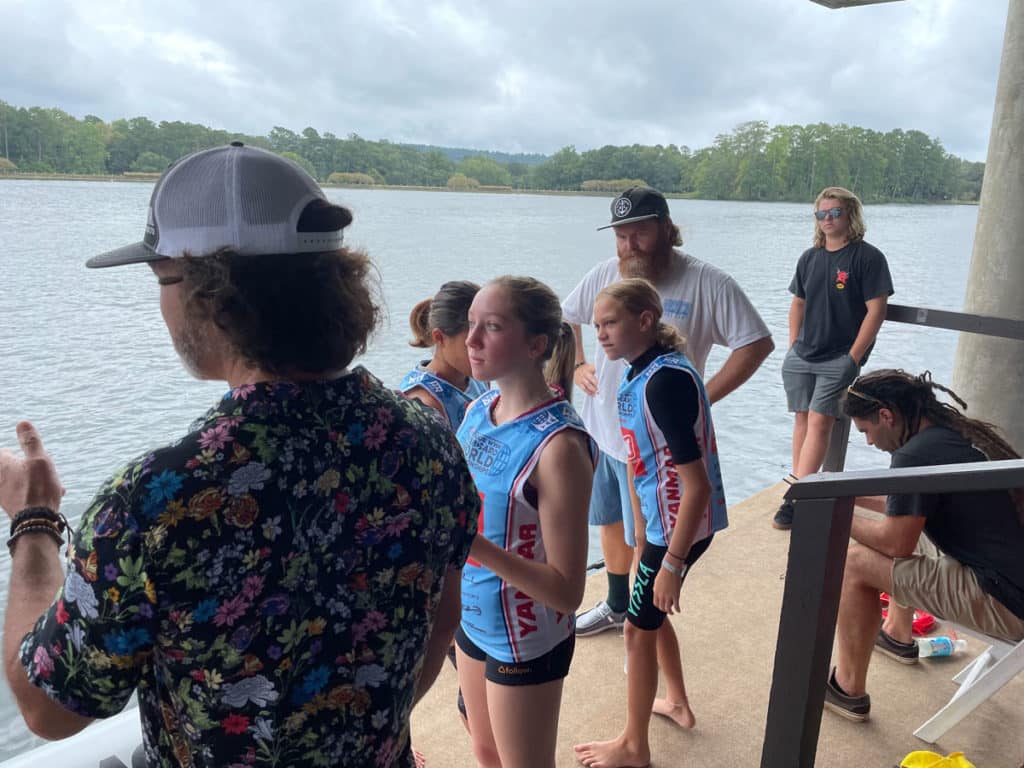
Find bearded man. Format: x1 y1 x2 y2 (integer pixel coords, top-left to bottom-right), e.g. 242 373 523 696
562 186 774 640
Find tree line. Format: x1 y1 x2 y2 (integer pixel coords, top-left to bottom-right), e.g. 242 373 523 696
0 102 984 203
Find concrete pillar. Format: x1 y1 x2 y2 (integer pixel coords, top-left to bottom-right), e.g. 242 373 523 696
952 0 1024 450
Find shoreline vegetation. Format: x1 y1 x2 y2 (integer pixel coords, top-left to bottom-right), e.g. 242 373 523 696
0 101 984 204
0 173 981 205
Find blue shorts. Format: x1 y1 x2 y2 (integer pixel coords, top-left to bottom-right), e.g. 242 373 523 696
588 451 636 546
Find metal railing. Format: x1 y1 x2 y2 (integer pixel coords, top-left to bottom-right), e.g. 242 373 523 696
760 459 1024 767
821 303 1024 473
762 302 1024 766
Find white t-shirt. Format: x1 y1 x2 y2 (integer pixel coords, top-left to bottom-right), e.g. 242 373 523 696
561 251 771 461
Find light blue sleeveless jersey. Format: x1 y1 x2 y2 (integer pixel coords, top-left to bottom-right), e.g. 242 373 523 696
456 391 596 662
399 366 488 430
616 352 728 546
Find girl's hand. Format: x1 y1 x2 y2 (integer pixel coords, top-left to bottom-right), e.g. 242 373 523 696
653 565 683 615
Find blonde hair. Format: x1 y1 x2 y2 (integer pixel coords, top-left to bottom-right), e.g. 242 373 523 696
489 275 576 398
408 280 480 348
813 186 866 248
596 278 687 355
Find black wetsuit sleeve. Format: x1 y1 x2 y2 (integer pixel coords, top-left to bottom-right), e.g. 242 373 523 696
645 368 702 465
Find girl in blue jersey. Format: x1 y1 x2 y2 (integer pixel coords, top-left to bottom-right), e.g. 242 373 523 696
456 275 596 768
575 278 728 768
400 280 488 430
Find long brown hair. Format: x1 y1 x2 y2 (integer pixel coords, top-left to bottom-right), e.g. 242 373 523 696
408 280 480 348
843 369 1023 521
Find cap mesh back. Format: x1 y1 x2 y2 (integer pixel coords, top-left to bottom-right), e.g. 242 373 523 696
160 150 230 230
148 144 338 258
239 153 316 226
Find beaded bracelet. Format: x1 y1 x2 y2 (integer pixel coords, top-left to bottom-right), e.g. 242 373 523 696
7 507 71 556
8 522 64 551
574 361 587 370
10 506 64 535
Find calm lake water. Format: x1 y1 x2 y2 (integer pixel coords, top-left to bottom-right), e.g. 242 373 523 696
0 180 978 760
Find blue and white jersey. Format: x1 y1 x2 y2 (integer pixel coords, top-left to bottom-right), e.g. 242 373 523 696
617 352 728 547
456 391 596 663
399 366 488 430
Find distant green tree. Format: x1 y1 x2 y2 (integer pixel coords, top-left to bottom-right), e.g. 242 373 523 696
532 146 582 189
457 155 511 187
129 151 171 173
280 151 317 179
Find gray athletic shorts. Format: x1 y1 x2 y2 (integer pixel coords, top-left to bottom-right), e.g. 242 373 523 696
781 348 860 417
891 536 1024 644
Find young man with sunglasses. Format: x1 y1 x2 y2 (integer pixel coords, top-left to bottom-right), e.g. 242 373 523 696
775 186 894 529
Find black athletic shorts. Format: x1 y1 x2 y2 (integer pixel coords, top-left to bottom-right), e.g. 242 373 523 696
627 535 713 631
454 626 575 686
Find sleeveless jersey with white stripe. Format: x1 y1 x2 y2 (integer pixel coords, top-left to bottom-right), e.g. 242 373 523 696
457 391 596 663
399 366 488 430
617 352 728 546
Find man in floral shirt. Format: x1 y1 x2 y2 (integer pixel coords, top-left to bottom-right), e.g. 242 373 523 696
0 144 478 767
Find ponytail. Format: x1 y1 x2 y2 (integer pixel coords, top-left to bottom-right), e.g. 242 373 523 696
544 321 577 399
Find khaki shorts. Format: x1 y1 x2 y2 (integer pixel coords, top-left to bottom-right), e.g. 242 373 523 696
891 536 1024 644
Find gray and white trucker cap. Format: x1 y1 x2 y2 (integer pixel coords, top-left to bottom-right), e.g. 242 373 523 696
87 142 351 268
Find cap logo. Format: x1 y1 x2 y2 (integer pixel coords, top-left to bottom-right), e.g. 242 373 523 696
613 197 632 217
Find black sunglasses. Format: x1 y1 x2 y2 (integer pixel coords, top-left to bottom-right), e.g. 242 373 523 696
814 207 843 221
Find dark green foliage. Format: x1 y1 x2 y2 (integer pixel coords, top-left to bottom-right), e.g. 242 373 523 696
0 100 982 201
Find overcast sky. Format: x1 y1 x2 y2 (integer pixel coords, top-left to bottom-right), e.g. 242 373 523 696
1 0 1010 161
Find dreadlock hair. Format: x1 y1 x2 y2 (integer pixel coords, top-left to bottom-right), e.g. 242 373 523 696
843 369 1023 521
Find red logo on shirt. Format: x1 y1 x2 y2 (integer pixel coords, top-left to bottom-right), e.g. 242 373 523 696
621 429 646 476
835 269 849 290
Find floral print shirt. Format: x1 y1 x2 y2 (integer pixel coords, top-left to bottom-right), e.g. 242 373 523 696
19 368 478 768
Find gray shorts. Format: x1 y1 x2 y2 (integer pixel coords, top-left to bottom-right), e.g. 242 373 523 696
781 348 860 417
891 536 1024 644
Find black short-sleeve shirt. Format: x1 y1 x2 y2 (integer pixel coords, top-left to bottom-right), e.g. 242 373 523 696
790 239 894 363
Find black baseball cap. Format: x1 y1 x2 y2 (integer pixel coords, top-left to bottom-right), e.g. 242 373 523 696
597 186 670 230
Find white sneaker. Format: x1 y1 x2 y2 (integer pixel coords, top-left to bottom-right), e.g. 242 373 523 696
575 600 627 637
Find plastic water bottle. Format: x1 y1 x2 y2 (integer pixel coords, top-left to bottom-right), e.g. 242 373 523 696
918 636 968 658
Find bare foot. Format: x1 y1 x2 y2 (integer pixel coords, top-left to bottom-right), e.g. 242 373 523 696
652 697 696 729
573 737 650 768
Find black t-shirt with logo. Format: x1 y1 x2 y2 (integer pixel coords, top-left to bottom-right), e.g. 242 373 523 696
789 239 894 363
886 425 1024 621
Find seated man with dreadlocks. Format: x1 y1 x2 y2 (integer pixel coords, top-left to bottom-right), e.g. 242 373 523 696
824 369 1024 722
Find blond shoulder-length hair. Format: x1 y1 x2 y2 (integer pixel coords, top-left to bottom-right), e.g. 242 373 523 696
813 186 866 248
596 278 687 356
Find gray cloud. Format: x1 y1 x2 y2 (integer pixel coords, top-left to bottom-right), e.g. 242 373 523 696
1 0 1008 160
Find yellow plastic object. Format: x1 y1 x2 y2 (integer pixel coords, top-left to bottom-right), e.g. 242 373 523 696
900 751 976 768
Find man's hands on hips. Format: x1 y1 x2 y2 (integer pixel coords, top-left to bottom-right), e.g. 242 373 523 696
0 422 64 518
574 362 598 397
